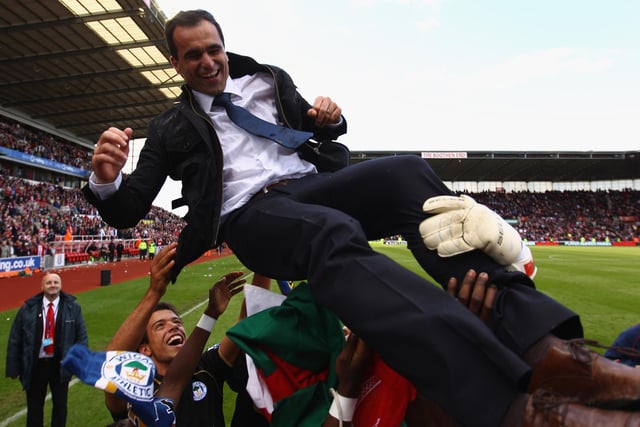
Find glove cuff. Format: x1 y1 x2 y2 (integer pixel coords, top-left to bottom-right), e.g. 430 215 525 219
506 245 537 279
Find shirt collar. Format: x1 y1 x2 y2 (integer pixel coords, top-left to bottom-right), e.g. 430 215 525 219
43 296 60 310
191 77 242 112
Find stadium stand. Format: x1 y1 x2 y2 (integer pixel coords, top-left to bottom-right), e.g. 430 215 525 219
472 190 640 244
0 171 184 242
0 118 186 277
1 116 92 171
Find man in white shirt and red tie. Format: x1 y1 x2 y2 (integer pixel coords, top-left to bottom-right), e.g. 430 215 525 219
6 273 88 427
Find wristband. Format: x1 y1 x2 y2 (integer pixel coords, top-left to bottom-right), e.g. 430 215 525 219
196 313 216 332
328 388 357 422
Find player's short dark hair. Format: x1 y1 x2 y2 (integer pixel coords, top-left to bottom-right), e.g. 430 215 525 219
139 301 181 345
165 10 225 58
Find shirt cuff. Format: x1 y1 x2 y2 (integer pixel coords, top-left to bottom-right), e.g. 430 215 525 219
88 172 122 200
329 116 344 128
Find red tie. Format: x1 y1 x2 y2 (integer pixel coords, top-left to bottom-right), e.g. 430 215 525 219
44 302 54 355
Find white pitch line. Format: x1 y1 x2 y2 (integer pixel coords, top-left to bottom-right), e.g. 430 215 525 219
0 379 79 427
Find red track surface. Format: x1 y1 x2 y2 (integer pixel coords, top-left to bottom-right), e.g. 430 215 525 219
0 249 233 311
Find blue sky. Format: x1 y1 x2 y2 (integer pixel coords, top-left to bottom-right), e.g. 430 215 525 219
148 0 639 211
155 0 640 153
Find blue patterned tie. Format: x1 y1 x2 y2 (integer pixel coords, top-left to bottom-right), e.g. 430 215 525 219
212 93 313 149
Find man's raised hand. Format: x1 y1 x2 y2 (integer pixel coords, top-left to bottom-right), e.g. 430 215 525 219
92 127 132 183
205 272 245 319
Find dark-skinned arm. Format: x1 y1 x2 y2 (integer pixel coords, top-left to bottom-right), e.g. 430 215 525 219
446 269 498 323
323 333 373 427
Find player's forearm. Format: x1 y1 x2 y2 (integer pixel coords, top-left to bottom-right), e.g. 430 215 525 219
104 393 128 417
157 325 211 406
106 289 162 351
217 335 242 367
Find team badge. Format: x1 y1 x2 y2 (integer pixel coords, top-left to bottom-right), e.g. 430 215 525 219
192 381 208 401
101 351 156 402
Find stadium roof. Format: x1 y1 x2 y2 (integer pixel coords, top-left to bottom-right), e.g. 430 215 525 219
0 0 180 149
350 150 640 182
1 0 638 183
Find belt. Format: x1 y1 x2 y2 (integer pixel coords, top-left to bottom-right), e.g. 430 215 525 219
260 179 289 194
250 180 289 202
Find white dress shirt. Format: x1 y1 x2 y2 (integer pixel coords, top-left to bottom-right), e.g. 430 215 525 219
90 72 317 218
193 73 316 217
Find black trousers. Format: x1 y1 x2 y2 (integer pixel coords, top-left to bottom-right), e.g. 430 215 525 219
26 357 68 427
222 155 582 426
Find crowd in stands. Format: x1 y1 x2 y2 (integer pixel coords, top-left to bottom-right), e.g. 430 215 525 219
471 190 640 243
0 116 92 171
0 170 186 259
2 162 638 262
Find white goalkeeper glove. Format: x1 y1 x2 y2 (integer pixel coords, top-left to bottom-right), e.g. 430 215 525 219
419 195 537 278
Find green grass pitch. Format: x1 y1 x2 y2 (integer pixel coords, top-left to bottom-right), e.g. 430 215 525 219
1 245 638 426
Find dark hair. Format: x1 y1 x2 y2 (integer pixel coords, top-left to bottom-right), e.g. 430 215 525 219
165 10 225 58
139 301 180 345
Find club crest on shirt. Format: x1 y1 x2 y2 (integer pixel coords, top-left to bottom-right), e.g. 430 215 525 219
102 351 156 401
192 381 207 401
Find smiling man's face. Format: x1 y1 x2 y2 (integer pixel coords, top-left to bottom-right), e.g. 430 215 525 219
41 273 62 301
170 19 229 96
139 309 186 372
